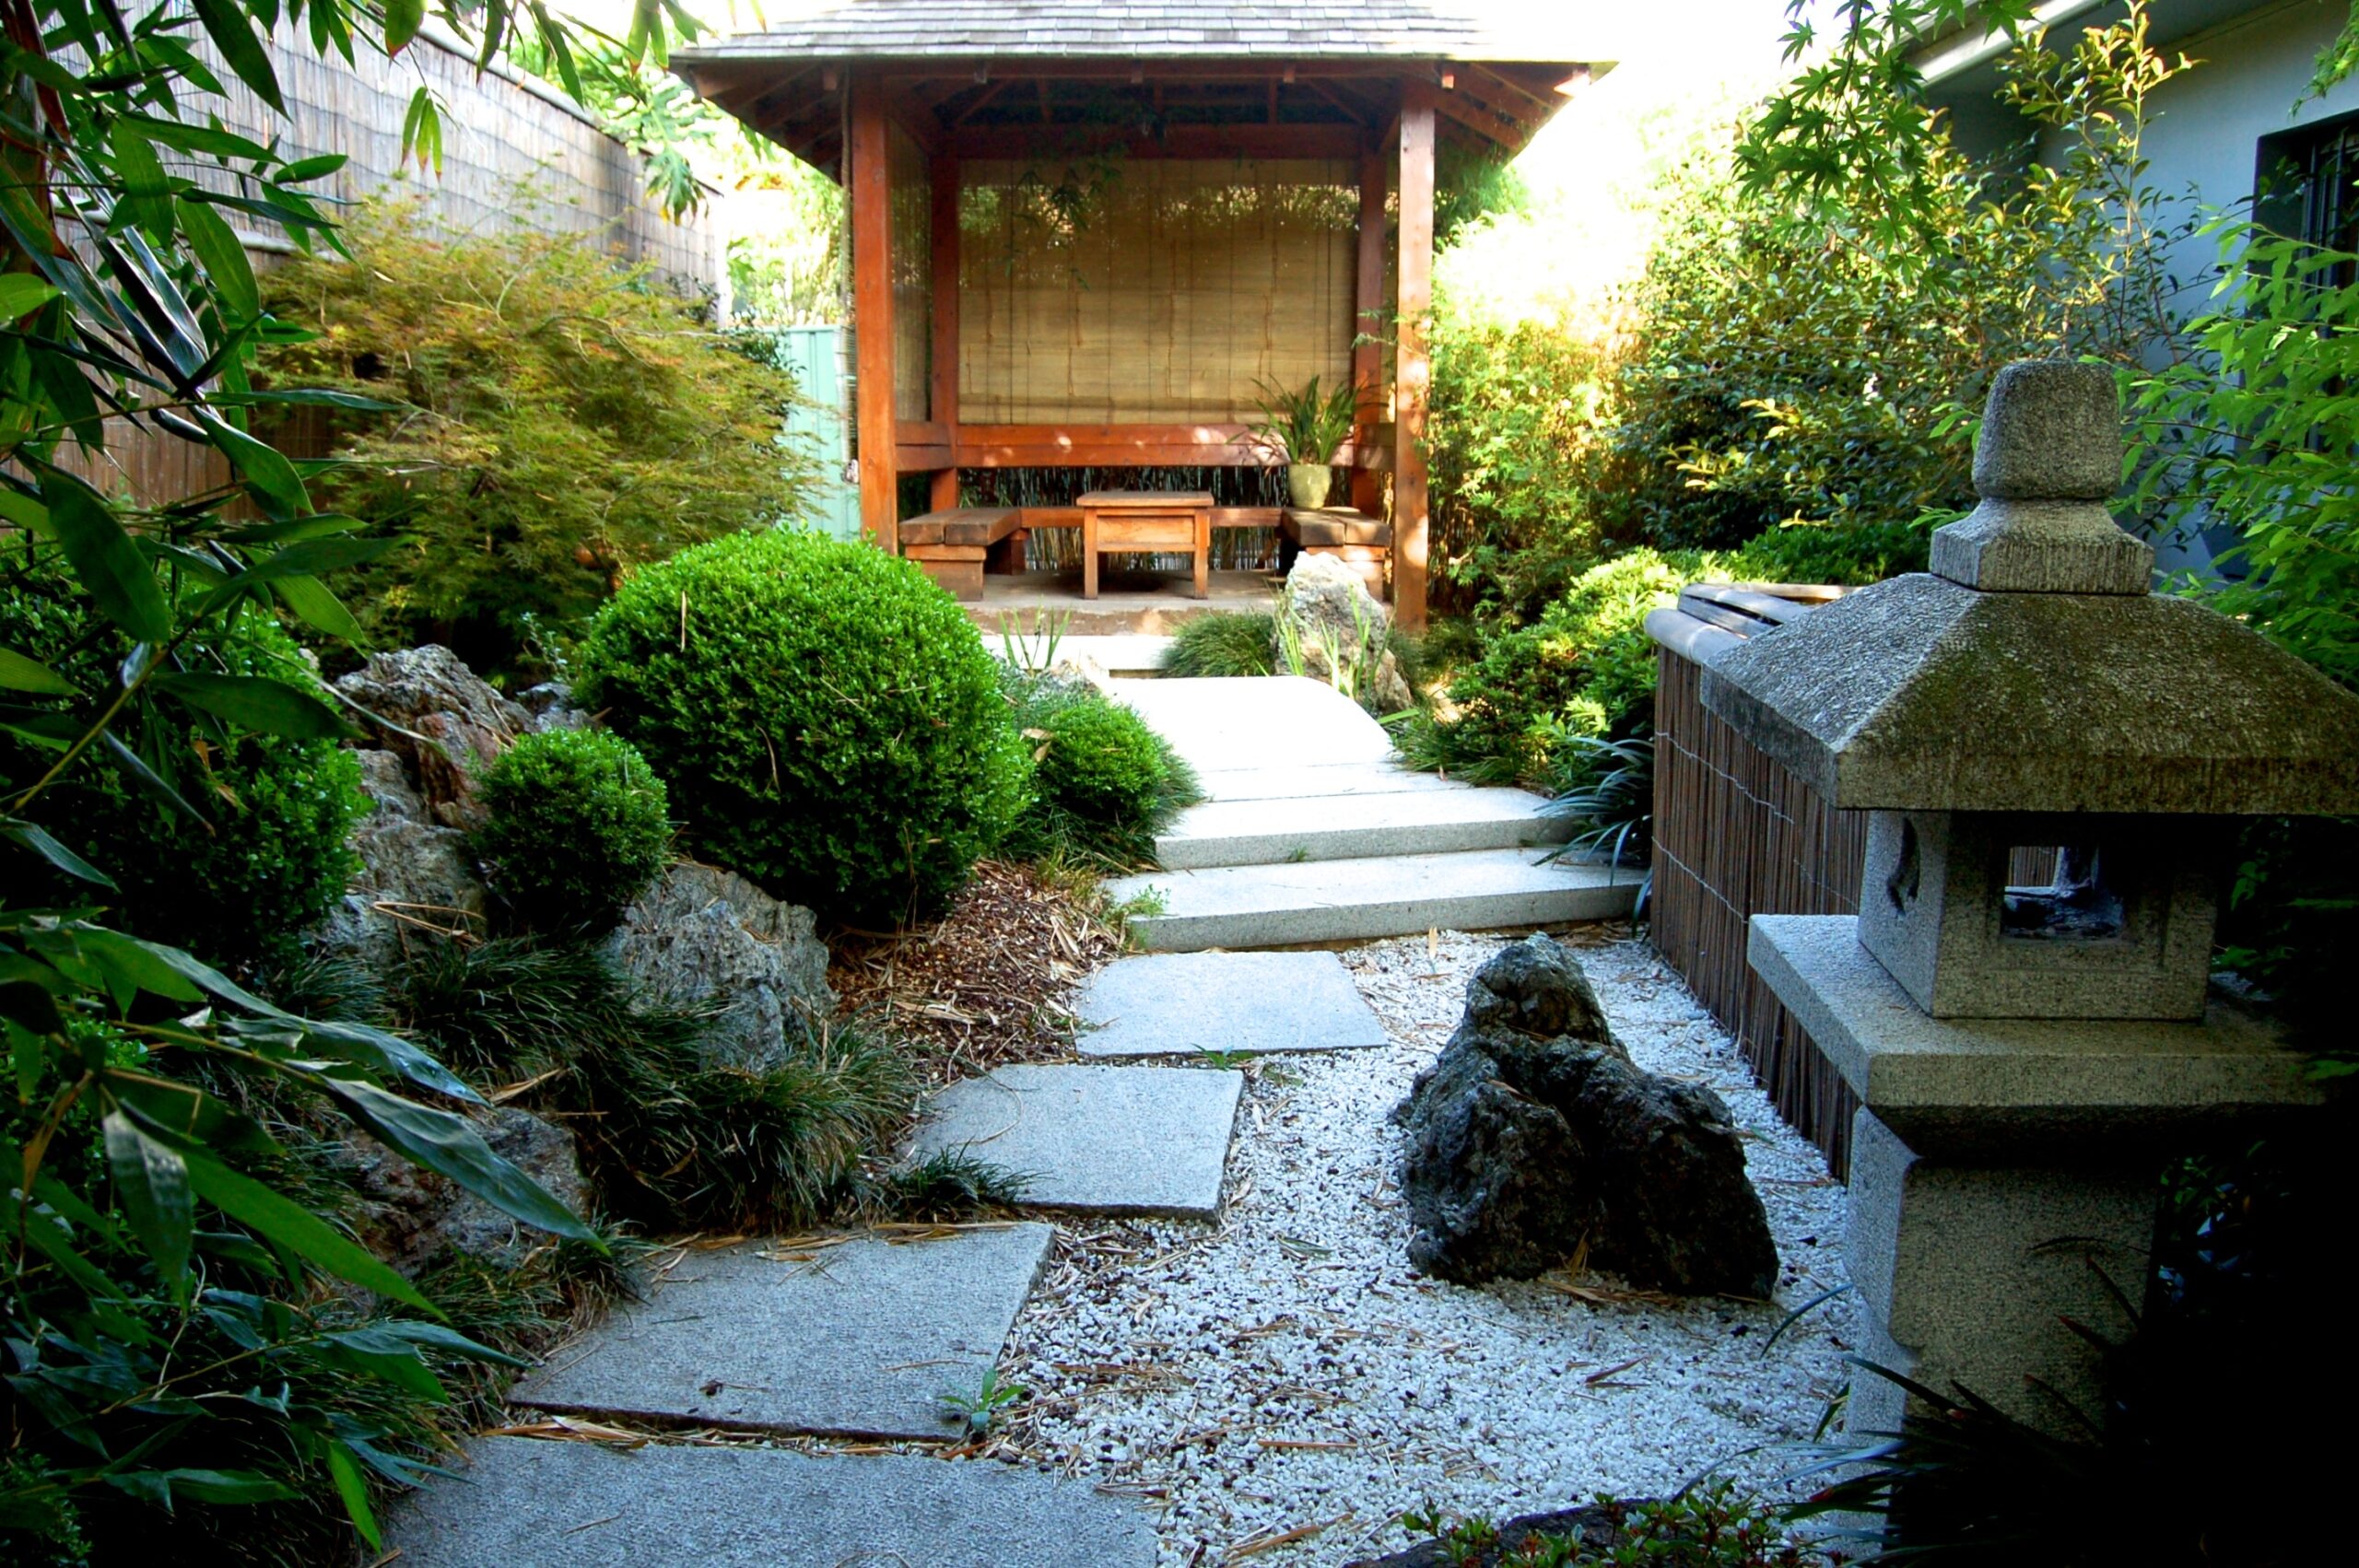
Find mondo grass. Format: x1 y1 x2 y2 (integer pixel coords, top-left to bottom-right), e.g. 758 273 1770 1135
389 937 917 1231
1166 610 1277 677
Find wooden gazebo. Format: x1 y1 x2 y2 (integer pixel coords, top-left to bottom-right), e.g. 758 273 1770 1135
673 2 1602 627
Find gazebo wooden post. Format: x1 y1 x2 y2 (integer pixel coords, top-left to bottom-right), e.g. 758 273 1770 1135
1393 78 1437 631
1350 145 1387 518
928 147 961 513
849 69 899 552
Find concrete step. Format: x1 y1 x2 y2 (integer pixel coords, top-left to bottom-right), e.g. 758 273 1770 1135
1106 848 1642 951
1108 676 1394 771
1156 786 1572 868
1190 760 1467 803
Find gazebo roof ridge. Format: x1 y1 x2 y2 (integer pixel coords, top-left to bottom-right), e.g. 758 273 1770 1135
670 0 1611 65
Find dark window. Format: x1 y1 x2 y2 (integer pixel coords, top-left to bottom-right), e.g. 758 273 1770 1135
2258 111 2359 279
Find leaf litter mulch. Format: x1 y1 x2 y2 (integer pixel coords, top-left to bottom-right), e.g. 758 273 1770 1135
828 859 1122 1087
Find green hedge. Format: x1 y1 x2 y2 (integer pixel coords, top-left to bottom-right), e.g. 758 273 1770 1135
474 729 673 933
0 564 360 968
574 531 1028 924
1001 672 1199 866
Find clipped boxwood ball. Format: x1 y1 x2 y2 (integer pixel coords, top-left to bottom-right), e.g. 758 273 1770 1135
572 531 1029 924
0 560 361 969
1003 677 1194 865
474 728 672 933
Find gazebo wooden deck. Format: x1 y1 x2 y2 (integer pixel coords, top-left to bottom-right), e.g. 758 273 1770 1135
674 1 1602 627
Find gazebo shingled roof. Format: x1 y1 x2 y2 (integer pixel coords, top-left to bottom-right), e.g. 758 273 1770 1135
674 0 1604 626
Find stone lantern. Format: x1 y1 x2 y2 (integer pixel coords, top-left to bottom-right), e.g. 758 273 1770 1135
1697 360 2359 1439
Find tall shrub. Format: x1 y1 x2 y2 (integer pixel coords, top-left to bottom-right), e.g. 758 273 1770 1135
257 201 816 678
1600 8 2189 582
573 531 1029 924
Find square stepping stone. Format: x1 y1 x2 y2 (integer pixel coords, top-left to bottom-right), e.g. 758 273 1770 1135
1075 951 1391 1057
385 1437 1156 1567
508 1223 1051 1440
909 1063 1243 1219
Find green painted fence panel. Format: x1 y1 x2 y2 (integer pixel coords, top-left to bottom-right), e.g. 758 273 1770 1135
772 324 863 542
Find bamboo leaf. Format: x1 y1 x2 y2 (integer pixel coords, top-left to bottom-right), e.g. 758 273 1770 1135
151 672 355 740
183 1148 435 1313
45 479 170 643
318 1077 596 1243
102 1111 194 1292
0 648 78 696
188 0 285 112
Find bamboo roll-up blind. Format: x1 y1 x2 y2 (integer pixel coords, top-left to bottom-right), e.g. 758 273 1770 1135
960 158 1356 424
889 124 933 422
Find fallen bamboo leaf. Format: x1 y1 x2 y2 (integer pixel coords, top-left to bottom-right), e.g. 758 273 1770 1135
1584 1354 1651 1386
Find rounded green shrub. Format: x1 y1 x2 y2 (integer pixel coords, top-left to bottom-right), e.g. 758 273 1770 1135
1003 673 1199 866
0 565 361 968
474 728 673 933
572 530 1028 923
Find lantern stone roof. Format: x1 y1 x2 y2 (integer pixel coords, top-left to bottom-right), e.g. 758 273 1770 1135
1700 361 2359 818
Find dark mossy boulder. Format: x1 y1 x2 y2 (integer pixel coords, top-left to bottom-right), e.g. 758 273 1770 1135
1394 935 1778 1296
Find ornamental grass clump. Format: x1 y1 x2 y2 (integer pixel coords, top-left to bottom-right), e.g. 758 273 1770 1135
474 728 672 934
574 530 1031 926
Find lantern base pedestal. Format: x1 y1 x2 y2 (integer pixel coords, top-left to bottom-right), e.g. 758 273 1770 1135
1748 915 2321 1439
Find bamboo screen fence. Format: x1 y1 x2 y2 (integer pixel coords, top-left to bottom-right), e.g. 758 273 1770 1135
958 158 1357 424
1650 591 1869 1178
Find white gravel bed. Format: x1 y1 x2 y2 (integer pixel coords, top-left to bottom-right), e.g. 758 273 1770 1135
998 930 1859 1566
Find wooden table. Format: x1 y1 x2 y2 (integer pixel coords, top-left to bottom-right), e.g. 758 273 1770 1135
1077 490 1215 600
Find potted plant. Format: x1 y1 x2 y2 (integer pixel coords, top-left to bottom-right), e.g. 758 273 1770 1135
1248 374 1356 509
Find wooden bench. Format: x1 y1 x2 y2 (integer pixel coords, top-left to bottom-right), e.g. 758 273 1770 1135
1280 506 1391 597
901 507 1024 600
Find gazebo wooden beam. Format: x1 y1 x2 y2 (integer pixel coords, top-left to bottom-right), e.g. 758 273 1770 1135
1394 78 1436 632
849 70 898 551
948 124 1364 159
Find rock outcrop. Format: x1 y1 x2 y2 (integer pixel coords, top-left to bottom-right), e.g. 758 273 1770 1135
604 860 836 1070
1283 554 1414 714
1394 935 1778 1296
341 1106 587 1275
333 645 533 831
316 748 492 969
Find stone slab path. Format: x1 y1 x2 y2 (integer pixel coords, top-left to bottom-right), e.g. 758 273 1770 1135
908 1063 1245 1218
384 1437 1156 1567
1075 950 1391 1057
1105 677 1637 950
509 1225 1052 1440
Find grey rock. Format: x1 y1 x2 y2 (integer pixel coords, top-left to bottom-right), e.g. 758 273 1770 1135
1395 936 1778 1295
384 1437 1157 1567
1284 553 1414 714
334 645 531 830
1969 358 2120 500
907 1063 1244 1218
1074 951 1391 1057
314 748 488 967
509 1225 1053 1439
340 1106 586 1276
515 679 591 731
603 860 834 1068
